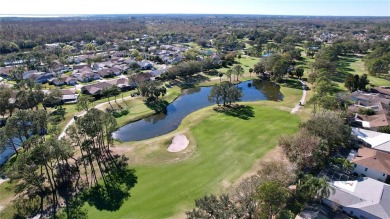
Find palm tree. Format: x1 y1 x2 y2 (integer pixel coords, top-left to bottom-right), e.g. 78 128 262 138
298 174 334 202
218 72 223 83
101 87 113 110
233 65 244 81
249 68 254 77
111 86 121 108
225 69 233 82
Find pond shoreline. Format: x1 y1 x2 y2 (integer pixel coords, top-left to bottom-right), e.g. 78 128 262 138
113 79 283 142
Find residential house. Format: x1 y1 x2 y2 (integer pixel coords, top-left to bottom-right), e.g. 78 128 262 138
161 55 182 64
138 61 153 70
110 57 120 62
77 72 100 83
350 91 390 109
52 77 66 86
123 58 137 65
134 72 153 83
65 76 77 85
351 127 390 153
323 177 390 219
0 66 17 78
98 69 114 78
111 67 121 76
60 89 79 103
25 72 53 83
77 66 94 74
354 114 390 129
22 70 38 79
73 64 90 71
372 86 390 96
113 64 129 73
107 78 130 91
81 82 114 96
348 101 389 115
348 147 390 182
150 69 167 78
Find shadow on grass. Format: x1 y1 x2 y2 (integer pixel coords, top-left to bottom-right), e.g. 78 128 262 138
213 104 255 120
280 78 303 90
82 155 137 211
145 99 169 113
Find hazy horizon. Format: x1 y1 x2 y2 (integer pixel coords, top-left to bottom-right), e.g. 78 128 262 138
1 0 389 17
0 13 389 18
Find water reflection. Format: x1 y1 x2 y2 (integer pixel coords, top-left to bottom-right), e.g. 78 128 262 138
113 80 283 142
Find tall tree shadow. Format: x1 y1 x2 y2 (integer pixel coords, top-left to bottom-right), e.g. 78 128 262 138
145 99 169 114
213 104 255 120
82 155 137 211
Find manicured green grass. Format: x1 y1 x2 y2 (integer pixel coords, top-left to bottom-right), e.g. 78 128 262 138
86 105 300 219
346 56 389 87
95 86 181 128
331 55 390 90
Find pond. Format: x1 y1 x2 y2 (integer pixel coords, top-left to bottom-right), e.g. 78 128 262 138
0 138 24 165
113 80 283 142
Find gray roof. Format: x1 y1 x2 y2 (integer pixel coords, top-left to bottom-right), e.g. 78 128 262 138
326 177 390 219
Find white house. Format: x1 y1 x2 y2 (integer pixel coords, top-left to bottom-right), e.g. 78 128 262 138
351 127 390 153
323 177 390 219
350 147 390 182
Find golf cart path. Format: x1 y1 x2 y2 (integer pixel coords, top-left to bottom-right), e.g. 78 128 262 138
290 80 307 114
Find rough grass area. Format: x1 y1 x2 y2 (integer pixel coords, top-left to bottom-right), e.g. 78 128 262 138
85 105 300 219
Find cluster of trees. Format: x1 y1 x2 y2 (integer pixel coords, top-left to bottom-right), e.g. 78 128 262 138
208 81 243 106
0 109 47 155
344 74 370 92
225 65 244 82
188 112 351 219
187 159 333 219
101 86 121 109
163 61 202 79
309 45 340 83
307 45 348 113
364 40 390 75
2 108 137 218
280 113 351 170
0 81 63 119
255 54 291 82
138 80 167 101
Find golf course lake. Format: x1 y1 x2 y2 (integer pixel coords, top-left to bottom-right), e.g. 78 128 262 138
113 80 283 142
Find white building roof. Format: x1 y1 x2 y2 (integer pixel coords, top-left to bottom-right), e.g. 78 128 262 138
351 127 390 152
327 177 390 219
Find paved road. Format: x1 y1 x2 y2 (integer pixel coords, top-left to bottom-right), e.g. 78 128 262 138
291 80 307 114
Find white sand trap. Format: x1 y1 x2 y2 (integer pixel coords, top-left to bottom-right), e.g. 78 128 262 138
167 134 189 152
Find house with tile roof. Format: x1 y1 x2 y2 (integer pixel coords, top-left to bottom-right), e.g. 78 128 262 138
323 177 390 219
372 86 390 96
350 147 390 182
354 114 390 129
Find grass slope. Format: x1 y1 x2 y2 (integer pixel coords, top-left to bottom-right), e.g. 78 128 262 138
86 105 300 219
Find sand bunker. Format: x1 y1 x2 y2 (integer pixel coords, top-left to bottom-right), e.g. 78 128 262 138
167 134 189 152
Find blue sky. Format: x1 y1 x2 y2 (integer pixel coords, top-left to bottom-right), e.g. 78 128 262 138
0 0 389 16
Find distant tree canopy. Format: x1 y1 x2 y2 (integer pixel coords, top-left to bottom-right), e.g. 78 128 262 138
364 41 390 75
164 61 202 77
